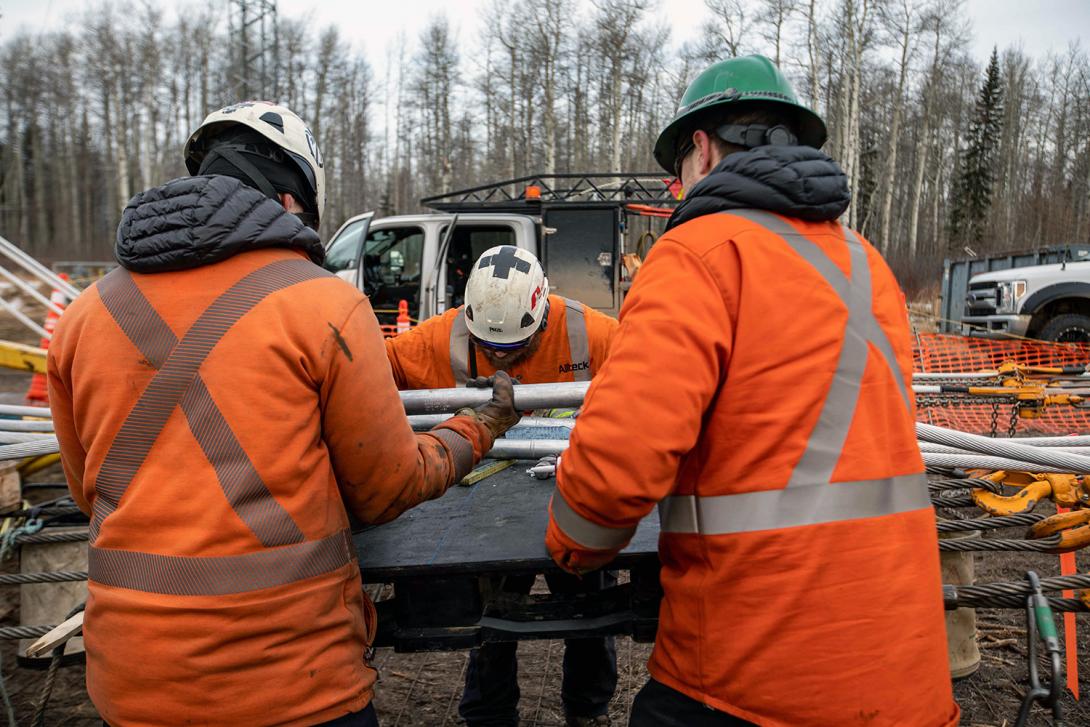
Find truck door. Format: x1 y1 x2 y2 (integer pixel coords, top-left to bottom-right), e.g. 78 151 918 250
350 223 427 327
541 207 617 313
425 221 522 319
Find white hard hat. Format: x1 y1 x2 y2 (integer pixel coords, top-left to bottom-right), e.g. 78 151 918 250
183 101 325 228
465 246 549 346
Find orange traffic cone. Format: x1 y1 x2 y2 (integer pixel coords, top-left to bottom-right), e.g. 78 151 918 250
396 299 412 335
25 275 68 404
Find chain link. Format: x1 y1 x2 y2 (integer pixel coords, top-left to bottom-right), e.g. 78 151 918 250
989 401 1000 438
1008 403 1020 437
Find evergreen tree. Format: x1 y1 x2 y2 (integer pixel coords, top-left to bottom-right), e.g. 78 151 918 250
949 47 1004 248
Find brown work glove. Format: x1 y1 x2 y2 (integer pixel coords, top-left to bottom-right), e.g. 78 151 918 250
461 371 520 440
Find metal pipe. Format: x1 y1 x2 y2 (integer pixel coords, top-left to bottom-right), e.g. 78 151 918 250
409 414 576 431
917 422 1090 474
0 420 53 432
400 382 589 415
0 404 52 418
0 235 82 299
0 267 65 317
488 439 569 459
0 297 50 339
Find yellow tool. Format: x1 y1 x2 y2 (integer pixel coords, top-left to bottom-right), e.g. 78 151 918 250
0 340 46 374
970 469 1089 516
459 459 514 487
18 453 60 477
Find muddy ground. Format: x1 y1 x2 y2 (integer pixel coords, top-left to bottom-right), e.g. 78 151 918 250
0 362 1087 726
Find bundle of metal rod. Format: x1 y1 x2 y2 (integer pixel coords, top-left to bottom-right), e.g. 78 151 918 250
0 436 59 460
920 442 1090 456
0 431 53 444
917 422 1090 474
400 381 590 415
922 452 1079 474
408 414 577 431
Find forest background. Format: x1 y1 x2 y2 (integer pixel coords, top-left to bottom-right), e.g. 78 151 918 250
1 0 1088 293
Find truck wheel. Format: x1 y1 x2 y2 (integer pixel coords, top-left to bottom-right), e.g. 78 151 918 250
1038 314 1090 343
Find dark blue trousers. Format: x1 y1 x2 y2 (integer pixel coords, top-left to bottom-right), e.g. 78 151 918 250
629 679 754 727
458 571 618 726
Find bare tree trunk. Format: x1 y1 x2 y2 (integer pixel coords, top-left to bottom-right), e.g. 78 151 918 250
877 0 915 254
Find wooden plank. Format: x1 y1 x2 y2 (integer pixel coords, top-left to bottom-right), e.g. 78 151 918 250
355 461 659 580
25 611 83 658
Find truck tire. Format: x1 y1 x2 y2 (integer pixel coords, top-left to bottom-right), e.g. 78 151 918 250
1038 313 1090 343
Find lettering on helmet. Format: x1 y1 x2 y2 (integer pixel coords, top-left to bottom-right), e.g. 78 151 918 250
305 128 324 168
489 326 503 333
558 361 590 373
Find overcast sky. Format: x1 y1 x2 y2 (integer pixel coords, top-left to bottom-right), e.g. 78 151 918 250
0 0 1086 73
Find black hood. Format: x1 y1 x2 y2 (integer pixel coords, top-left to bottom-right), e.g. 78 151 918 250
115 175 324 273
666 145 851 231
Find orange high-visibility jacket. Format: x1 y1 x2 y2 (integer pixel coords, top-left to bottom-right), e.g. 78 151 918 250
385 294 618 389
47 247 492 726
547 210 959 726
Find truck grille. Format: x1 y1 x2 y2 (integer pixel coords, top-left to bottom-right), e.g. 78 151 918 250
966 282 998 316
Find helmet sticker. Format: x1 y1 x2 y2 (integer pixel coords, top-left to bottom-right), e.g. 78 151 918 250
479 246 530 279
305 127 324 168
218 101 257 115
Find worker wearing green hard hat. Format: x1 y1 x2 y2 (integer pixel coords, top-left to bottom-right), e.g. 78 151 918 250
548 54 959 727
653 54 827 177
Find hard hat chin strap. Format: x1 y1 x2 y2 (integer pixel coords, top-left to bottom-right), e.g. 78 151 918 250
199 146 281 202
716 123 797 149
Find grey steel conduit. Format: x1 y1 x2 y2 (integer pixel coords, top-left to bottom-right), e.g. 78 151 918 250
400 382 590 415
410 415 576 431
0 404 52 418
0 420 53 432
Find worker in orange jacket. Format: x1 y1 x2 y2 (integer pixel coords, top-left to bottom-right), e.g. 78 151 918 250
386 245 617 390
387 246 620 727
47 101 519 727
546 56 960 727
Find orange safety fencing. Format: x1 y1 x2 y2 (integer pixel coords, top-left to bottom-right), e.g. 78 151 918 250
913 333 1090 436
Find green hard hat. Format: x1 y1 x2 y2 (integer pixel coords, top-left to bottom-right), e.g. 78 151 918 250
654 54 827 174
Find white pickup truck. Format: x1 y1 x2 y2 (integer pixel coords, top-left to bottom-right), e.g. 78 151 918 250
963 258 1090 342
319 174 674 327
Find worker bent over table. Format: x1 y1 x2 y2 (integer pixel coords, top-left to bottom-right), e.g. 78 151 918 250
386 245 620 727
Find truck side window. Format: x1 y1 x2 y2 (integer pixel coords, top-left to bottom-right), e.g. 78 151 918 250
323 219 368 272
444 225 518 308
364 227 425 323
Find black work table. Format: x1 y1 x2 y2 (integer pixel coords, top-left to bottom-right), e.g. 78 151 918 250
352 461 663 651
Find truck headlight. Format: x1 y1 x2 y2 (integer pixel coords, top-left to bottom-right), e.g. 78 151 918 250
996 280 1027 314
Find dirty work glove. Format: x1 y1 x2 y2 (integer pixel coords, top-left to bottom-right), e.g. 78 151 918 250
460 371 519 440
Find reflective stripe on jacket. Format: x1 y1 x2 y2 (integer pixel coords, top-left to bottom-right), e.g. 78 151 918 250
547 210 958 726
385 294 617 389
47 247 491 726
